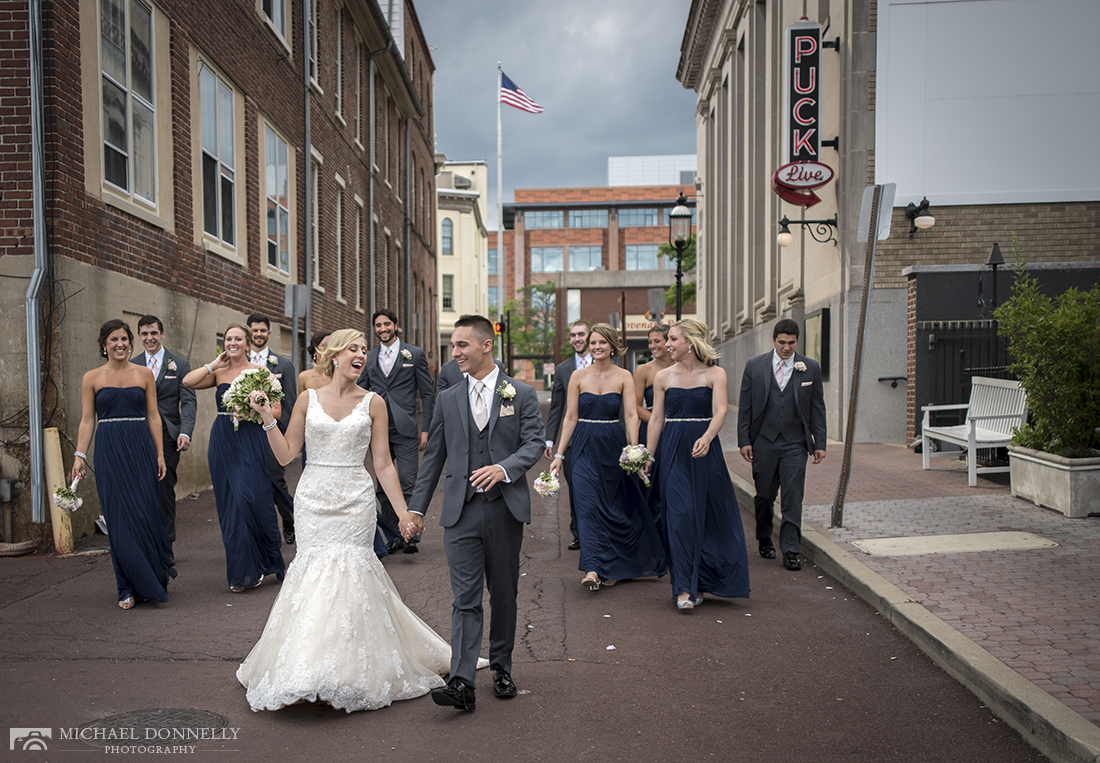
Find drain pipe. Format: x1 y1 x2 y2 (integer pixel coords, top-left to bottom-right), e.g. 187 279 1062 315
26 0 47 524
404 118 411 335
301 0 312 366
367 41 393 335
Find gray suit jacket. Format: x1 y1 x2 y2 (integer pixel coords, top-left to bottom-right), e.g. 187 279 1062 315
357 340 434 440
409 373 544 527
131 349 196 442
435 357 505 401
545 356 582 447
265 353 298 432
737 351 826 453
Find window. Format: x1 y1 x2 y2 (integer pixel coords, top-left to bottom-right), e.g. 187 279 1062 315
442 274 454 311
311 159 321 287
101 0 156 205
264 125 289 273
200 63 235 246
354 196 363 309
626 244 660 270
524 210 563 229
619 208 659 227
488 247 498 274
531 247 563 273
567 289 581 323
488 286 498 312
334 180 344 298
569 246 601 271
307 0 317 81
334 6 342 116
569 209 607 228
441 219 453 255
261 0 285 38
354 42 362 143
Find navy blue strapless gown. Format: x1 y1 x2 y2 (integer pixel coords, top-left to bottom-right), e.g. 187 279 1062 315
208 383 286 588
638 384 655 448
566 392 665 581
93 387 175 602
638 384 667 552
656 387 749 600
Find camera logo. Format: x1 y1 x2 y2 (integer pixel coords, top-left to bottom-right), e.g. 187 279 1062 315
10 729 51 751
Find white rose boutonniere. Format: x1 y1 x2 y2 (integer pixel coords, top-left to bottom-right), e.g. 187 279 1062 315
166 359 177 372
267 355 279 367
401 348 412 361
498 381 517 401
794 361 807 373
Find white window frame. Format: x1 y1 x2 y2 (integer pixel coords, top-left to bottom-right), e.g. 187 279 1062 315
334 174 346 301
442 274 454 311
353 38 362 146
441 218 453 255
258 0 290 51
354 194 364 310
310 147 324 290
307 0 317 83
264 122 291 276
334 3 343 119
199 61 237 250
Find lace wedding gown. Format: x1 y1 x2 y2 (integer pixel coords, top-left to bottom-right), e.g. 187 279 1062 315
237 390 454 712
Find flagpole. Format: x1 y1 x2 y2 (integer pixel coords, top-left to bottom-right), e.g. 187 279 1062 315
496 62 504 362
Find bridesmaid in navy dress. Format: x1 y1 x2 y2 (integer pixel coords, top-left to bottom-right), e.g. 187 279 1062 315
184 324 286 592
644 319 750 611
549 323 665 590
72 319 173 610
632 324 675 543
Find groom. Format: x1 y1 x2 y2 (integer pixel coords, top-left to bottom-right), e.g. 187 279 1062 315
407 314 544 712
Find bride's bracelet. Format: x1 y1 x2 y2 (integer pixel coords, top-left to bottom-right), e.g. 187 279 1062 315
262 420 278 432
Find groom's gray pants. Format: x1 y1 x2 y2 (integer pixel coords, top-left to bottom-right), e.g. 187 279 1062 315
751 435 808 555
443 492 523 685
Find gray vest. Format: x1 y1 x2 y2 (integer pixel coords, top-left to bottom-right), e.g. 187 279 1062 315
758 375 804 444
466 414 503 502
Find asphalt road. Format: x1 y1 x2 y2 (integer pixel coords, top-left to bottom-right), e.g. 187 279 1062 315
0 399 1047 762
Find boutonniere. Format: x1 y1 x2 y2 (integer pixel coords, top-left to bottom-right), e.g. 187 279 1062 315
400 348 412 361
498 381 516 401
166 359 177 372
267 355 279 367
794 361 807 373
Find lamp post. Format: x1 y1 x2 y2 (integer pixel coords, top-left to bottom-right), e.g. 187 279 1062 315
668 192 692 321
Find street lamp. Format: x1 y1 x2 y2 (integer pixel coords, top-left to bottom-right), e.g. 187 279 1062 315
668 192 692 321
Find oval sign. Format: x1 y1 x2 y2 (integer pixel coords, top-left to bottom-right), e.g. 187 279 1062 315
772 161 835 190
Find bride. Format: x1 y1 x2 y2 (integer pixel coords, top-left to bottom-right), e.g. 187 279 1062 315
237 328 468 712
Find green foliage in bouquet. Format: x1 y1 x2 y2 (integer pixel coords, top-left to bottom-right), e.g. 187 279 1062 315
223 368 285 429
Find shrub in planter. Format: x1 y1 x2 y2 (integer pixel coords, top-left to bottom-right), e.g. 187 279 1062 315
993 238 1100 458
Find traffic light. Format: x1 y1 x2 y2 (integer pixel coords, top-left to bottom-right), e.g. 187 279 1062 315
494 321 503 335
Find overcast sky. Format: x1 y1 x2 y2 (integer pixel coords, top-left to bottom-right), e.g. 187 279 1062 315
414 0 699 225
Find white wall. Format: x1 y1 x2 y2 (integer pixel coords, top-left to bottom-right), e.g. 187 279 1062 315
877 0 1100 206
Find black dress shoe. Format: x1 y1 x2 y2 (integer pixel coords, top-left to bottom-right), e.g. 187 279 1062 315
283 527 295 545
568 538 580 551
386 537 406 554
492 669 518 699
783 552 802 571
431 678 475 711
759 539 776 559
402 540 419 554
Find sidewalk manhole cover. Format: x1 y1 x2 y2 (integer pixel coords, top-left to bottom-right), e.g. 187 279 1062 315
77 709 228 748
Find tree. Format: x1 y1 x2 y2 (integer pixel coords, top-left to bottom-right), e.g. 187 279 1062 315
658 235 696 311
500 281 557 359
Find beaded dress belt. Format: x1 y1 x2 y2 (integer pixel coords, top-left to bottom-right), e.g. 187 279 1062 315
308 462 360 469
216 412 235 416
665 417 712 422
98 417 146 423
578 419 618 424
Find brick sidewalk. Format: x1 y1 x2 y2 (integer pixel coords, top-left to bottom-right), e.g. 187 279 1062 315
719 428 1100 726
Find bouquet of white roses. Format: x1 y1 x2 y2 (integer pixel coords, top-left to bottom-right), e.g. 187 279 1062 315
223 368 284 430
53 477 83 512
619 444 654 486
533 471 560 498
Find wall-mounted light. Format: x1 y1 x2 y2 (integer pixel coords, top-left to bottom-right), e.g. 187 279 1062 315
777 215 838 247
905 197 935 238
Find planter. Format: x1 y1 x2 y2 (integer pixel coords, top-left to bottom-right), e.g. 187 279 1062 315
1008 446 1100 518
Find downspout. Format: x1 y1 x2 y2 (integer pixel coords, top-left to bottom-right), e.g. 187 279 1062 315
26 0 47 524
368 41 394 336
301 0 311 367
404 118 411 338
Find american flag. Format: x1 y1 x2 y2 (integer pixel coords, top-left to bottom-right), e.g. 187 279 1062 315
500 71 543 114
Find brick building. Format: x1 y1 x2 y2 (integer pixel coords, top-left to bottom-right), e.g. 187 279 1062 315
0 0 437 543
489 184 696 383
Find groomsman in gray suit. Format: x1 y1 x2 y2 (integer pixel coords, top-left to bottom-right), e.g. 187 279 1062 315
357 308 435 554
544 319 591 550
407 314 544 711
247 313 298 545
132 315 196 562
737 318 827 572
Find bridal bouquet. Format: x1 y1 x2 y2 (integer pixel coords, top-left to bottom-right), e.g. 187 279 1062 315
223 368 284 430
53 477 83 512
533 471 560 498
619 444 654 486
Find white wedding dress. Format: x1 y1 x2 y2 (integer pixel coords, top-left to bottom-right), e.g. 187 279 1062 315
237 390 456 712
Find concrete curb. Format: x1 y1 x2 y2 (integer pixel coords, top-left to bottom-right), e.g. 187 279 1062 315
728 470 1100 763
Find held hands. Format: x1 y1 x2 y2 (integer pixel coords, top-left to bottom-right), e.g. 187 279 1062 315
400 512 425 541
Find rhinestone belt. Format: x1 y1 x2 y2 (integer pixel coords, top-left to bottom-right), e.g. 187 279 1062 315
98 417 146 423
578 419 618 424
665 417 712 422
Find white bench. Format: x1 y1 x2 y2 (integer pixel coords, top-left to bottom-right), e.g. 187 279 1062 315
921 376 1028 487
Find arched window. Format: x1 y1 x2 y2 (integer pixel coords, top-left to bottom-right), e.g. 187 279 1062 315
441 218 453 255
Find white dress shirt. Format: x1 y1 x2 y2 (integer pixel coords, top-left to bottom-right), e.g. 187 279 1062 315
575 353 591 371
145 347 165 376
772 350 794 391
250 347 270 366
379 340 401 372
468 366 510 486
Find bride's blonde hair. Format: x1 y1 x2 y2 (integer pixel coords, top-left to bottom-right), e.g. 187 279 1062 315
317 328 366 379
